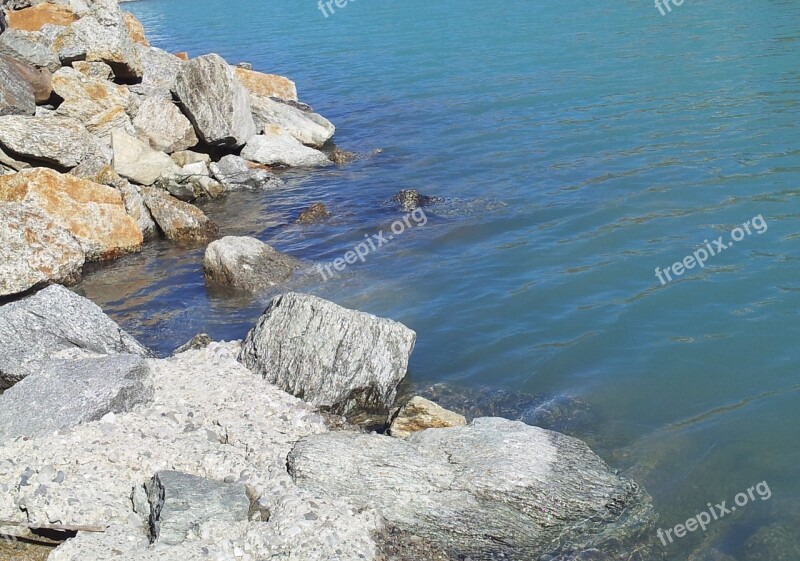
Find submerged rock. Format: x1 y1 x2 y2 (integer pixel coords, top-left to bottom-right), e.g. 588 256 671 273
0 284 149 388
239 292 416 417
209 154 283 191
289 417 656 560
203 236 299 292
173 53 256 148
388 396 466 438
241 127 332 168
392 189 442 212
146 471 250 546
295 202 331 224
140 186 218 243
0 202 85 296
0 354 153 441
0 167 143 260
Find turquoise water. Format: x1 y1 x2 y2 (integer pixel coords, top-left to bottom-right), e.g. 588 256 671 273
83 0 800 558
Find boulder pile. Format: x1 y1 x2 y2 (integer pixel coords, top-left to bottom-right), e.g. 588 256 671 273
0 0 337 298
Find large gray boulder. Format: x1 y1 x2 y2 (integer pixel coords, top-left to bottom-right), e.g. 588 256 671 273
132 44 183 96
132 96 198 154
173 54 256 148
288 417 656 560
209 154 283 191
0 284 149 388
239 292 416 417
0 53 36 116
241 129 332 168
204 236 299 292
0 115 107 168
0 202 85 296
0 29 61 72
146 471 250 546
0 354 153 441
249 94 334 148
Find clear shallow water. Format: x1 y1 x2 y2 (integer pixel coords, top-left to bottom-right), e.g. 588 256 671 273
81 0 800 558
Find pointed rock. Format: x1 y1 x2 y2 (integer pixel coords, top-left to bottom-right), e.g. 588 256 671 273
140 186 218 243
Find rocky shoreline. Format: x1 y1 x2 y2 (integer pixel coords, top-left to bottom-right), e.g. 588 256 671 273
0 1 659 560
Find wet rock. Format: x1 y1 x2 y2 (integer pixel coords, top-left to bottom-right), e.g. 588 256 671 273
234 67 297 101
140 186 219 243
2 54 52 103
52 0 143 79
388 396 467 438
328 146 356 165
111 129 179 185
0 284 149 388
155 161 224 201
173 53 256 148
0 115 107 168
209 154 283 191
295 202 331 224
6 3 78 32
0 354 153 441
0 202 85 296
239 292 417 417
146 471 249 545
0 167 143 260
392 189 441 212
204 236 299 292
289 417 655 560
241 127 332 168
0 28 61 72
132 96 198 154
249 93 334 148
172 333 212 355
0 53 35 116
744 523 800 561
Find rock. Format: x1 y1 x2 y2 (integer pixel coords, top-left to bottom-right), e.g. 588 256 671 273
155 161 224 202
295 202 331 224
204 236 299 292
135 44 183 92
132 96 198 153
0 54 35 116
0 284 149 388
241 128 332 168
0 202 85 296
146 471 249 545
111 129 179 185
328 146 356 165
122 11 147 46
2 54 52 103
173 53 256 148
53 0 142 79
172 333 212 355
0 168 143 260
140 186 218 243
72 60 114 80
85 105 135 145
0 144 29 171
392 189 441 212
0 115 107 168
388 397 467 438
115 179 158 241
249 94 334 148
52 66 131 123
0 28 62 72
239 292 416 417
744 523 800 561
170 149 210 168
288 417 655 560
234 67 297 101
174 51 188 61
209 154 282 191
0 354 153 441
6 3 78 31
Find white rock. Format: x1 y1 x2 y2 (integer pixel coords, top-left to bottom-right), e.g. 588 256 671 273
241 128 332 168
111 129 179 186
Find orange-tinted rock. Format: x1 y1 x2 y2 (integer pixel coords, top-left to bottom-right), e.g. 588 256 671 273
174 52 189 61
6 4 78 32
234 67 298 101
0 168 143 261
122 12 149 46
